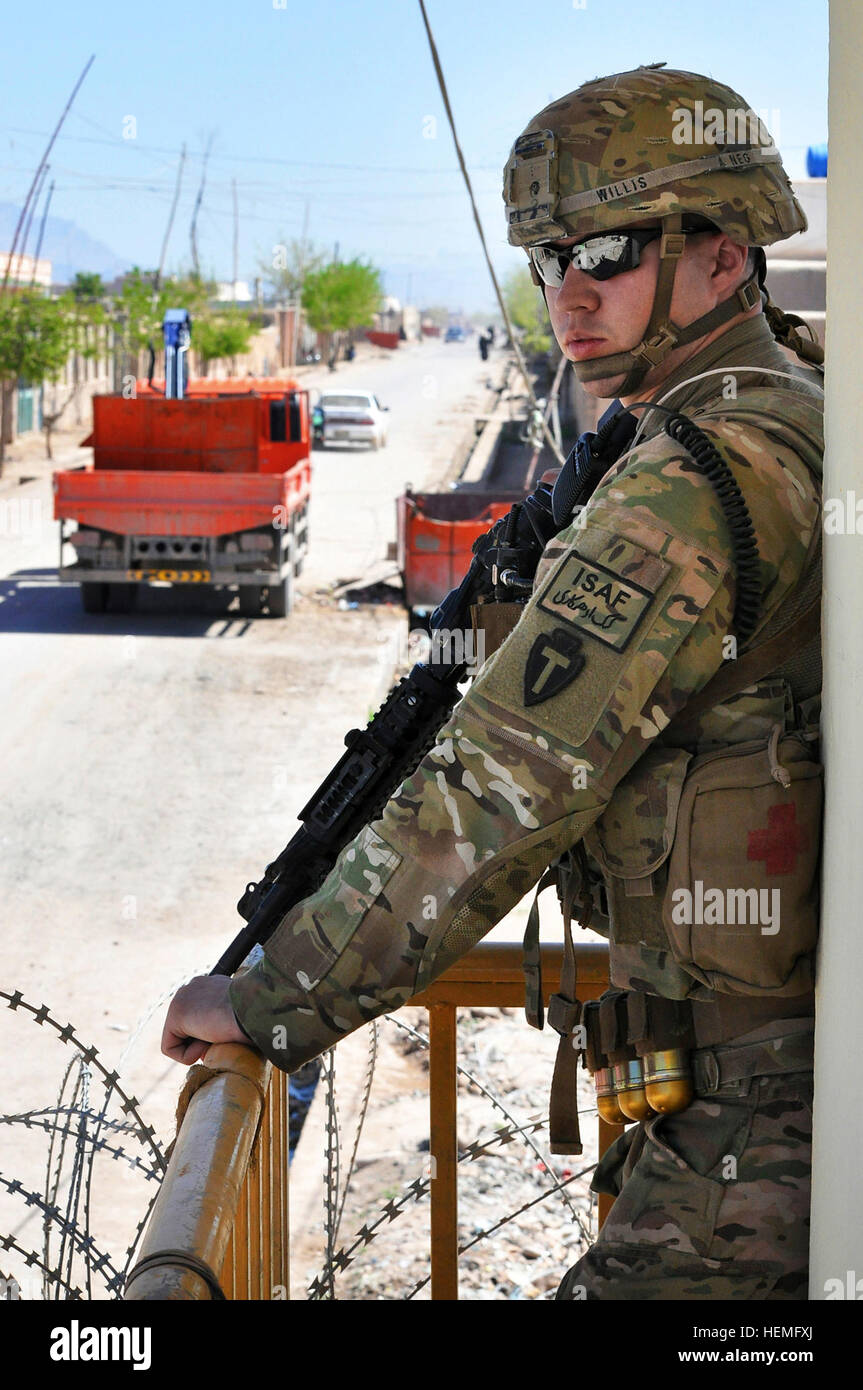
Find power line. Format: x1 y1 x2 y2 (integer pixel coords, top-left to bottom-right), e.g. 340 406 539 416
416 0 563 465
1 123 502 174
0 54 94 299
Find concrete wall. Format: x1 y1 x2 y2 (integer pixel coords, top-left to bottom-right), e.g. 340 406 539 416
809 0 863 1300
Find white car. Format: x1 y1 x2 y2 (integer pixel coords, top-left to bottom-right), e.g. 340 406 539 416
318 391 389 449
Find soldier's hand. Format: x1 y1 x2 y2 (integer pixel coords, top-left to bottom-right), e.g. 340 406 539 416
161 975 249 1065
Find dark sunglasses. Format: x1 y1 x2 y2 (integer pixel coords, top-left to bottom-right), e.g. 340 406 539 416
529 227 664 288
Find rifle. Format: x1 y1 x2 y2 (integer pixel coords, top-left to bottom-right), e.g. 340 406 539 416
211 479 559 978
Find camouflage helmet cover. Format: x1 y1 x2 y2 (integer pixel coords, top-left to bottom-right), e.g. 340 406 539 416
504 65 807 249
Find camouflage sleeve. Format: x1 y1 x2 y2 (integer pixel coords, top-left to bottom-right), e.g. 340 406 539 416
229 421 819 1071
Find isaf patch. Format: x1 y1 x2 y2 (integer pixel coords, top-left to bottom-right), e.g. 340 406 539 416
537 552 653 651
524 628 585 706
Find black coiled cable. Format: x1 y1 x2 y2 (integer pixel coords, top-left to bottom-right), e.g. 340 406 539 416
555 399 762 643
662 411 761 643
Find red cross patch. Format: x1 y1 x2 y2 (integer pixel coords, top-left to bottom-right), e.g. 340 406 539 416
747 802 809 876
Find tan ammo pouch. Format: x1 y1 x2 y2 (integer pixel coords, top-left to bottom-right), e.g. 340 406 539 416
587 745 692 944
470 600 523 664
661 726 822 995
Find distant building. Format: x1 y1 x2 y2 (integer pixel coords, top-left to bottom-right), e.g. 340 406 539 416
0 252 52 288
215 280 253 303
374 295 421 342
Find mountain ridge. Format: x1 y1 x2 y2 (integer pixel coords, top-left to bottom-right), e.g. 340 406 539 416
0 202 129 285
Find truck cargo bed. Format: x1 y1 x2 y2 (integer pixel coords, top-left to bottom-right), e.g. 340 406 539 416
54 464 310 537
397 487 526 613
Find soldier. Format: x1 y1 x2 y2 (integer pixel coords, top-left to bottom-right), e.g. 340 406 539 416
163 66 824 1301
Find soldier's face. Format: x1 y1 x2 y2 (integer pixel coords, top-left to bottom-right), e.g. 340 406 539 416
543 224 749 403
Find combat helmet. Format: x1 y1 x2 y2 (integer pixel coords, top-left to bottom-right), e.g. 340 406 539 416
503 65 812 391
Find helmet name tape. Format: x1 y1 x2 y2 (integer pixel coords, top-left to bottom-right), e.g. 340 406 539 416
556 146 781 217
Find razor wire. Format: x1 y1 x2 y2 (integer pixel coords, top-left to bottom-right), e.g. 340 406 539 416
334 1018 378 1244
1 1112 161 1183
319 1017 381 1300
308 1113 595 1300
405 1160 597 1300
0 989 168 1173
2 1106 146 1142
0 1171 125 1297
0 1233 84 1300
45 1056 90 1299
0 986 170 1300
387 1013 588 1235
307 1011 598 1298
321 1048 339 1302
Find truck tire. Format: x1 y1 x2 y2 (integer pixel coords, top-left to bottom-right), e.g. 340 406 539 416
292 515 306 577
80 582 109 614
267 552 294 618
239 586 263 617
109 583 138 614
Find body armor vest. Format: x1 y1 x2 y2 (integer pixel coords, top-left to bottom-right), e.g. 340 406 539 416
574 388 824 1003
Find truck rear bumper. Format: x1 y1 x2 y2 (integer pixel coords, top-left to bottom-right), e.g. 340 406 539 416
58 564 288 586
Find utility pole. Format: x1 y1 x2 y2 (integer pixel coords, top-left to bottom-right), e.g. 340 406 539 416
29 178 54 289
13 163 48 287
232 178 239 301
190 134 214 280
292 200 310 369
0 53 94 302
0 52 94 468
156 144 186 293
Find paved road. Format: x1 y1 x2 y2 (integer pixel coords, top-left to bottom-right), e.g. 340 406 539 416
298 338 499 587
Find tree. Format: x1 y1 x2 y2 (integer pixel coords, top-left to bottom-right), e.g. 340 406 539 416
71 271 105 303
302 258 383 337
110 267 211 378
257 237 324 304
503 267 552 356
194 310 255 374
0 289 102 460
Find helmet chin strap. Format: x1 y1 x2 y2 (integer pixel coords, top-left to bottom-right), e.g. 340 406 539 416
572 213 761 395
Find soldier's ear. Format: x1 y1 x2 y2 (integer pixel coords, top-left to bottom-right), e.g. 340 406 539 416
708 236 750 294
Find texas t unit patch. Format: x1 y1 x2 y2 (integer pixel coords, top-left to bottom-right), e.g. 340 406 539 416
523 627 585 705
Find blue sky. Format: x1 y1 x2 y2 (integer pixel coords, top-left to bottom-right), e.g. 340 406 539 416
1 0 829 310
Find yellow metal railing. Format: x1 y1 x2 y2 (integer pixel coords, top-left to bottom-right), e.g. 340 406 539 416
125 941 611 1301
412 941 611 1300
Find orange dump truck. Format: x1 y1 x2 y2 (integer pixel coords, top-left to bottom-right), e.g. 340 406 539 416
53 311 311 617
397 486 526 626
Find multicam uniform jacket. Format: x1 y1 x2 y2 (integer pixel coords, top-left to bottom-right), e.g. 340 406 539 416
230 314 823 1073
